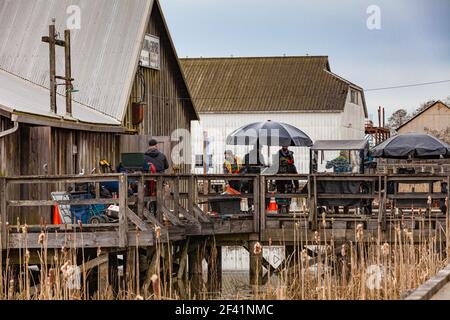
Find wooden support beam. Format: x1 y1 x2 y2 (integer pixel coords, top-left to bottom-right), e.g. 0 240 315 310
193 205 211 223
118 174 128 248
260 175 266 233
188 241 203 297
126 208 150 231
188 176 195 217
156 177 163 223
253 177 260 233
177 238 190 280
0 177 7 249
142 208 165 228
161 204 183 226
125 247 137 294
207 245 222 295
98 256 109 297
137 176 145 219
173 176 180 218
178 205 201 226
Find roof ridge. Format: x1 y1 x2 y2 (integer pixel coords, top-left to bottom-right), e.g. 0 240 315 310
180 55 329 61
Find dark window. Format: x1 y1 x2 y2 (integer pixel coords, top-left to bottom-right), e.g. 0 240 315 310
195 154 213 168
350 89 359 104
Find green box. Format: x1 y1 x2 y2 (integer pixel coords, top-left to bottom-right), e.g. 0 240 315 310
121 153 145 170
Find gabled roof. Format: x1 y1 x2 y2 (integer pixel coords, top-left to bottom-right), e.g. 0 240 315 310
180 56 366 115
396 100 450 130
0 0 152 125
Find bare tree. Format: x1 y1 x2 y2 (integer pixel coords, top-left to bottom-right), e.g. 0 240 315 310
387 109 409 130
425 127 450 144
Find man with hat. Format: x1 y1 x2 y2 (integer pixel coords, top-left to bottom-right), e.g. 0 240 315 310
144 139 169 173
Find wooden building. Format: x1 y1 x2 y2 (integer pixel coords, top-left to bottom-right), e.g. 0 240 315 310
0 0 197 223
397 100 450 136
180 56 367 173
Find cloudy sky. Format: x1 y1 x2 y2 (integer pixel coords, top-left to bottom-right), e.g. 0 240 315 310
160 0 450 120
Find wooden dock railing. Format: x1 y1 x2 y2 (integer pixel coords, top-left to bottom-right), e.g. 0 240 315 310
0 173 449 250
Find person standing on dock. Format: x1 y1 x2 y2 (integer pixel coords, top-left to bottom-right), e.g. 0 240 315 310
276 146 299 192
223 150 242 191
144 139 169 214
144 139 169 173
241 145 265 208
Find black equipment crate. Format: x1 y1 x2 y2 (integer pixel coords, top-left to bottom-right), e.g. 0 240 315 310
209 197 241 215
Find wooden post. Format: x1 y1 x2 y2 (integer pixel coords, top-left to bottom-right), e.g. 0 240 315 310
126 248 137 294
307 175 313 230
137 176 145 219
188 240 203 297
108 252 119 296
173 176 180 218
383 175 387 231
64 29 72 116
156 177 163 223
253 176 260 233
259 175 266 234
249 240 262 287
312 175 318 230
118 174 128 248
377 175 382 226
188 175 195 217
48 23 57 114
207 245 222 295
98 255 109 297
0 178 7 250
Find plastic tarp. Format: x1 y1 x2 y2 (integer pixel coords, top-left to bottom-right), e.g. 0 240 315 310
370 133 450 159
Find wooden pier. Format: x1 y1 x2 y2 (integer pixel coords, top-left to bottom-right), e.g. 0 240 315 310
0 172 449 297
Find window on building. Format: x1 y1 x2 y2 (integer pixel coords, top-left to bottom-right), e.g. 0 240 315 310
350 89 359 105
195 154 213 168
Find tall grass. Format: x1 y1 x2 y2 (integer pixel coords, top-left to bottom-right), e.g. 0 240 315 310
0 214 448 300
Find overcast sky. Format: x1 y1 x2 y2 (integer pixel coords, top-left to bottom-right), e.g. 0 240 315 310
160 0 450 120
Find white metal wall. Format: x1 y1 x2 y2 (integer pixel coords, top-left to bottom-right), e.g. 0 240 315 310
191 93 366 174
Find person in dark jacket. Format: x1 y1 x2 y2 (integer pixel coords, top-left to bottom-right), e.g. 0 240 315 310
144 139 169 214
274 146 299 213
276 146 299 192
241 145 265 207
144 139 169 173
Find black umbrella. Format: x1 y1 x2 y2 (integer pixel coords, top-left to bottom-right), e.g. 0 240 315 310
226 120 313 147
370 133 450 159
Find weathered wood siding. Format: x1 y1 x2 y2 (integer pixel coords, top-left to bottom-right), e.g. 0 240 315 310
0 116 20 177
123 3 196 173
3 124 119 224
124 4 194 137
52 129 120 175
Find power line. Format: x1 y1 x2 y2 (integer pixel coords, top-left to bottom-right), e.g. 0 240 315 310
146 79 450 101
365 79 450 92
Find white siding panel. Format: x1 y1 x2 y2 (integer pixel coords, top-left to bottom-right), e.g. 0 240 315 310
191 112 360 174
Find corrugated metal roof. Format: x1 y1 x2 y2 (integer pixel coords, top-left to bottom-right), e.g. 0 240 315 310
0 68 120 125
180 56 355 113
0 0 152 122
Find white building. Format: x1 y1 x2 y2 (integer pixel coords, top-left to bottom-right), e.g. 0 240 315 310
180 56 368 173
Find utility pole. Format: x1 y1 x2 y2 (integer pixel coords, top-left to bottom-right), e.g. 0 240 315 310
42 19 74 117
64 29 73 117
